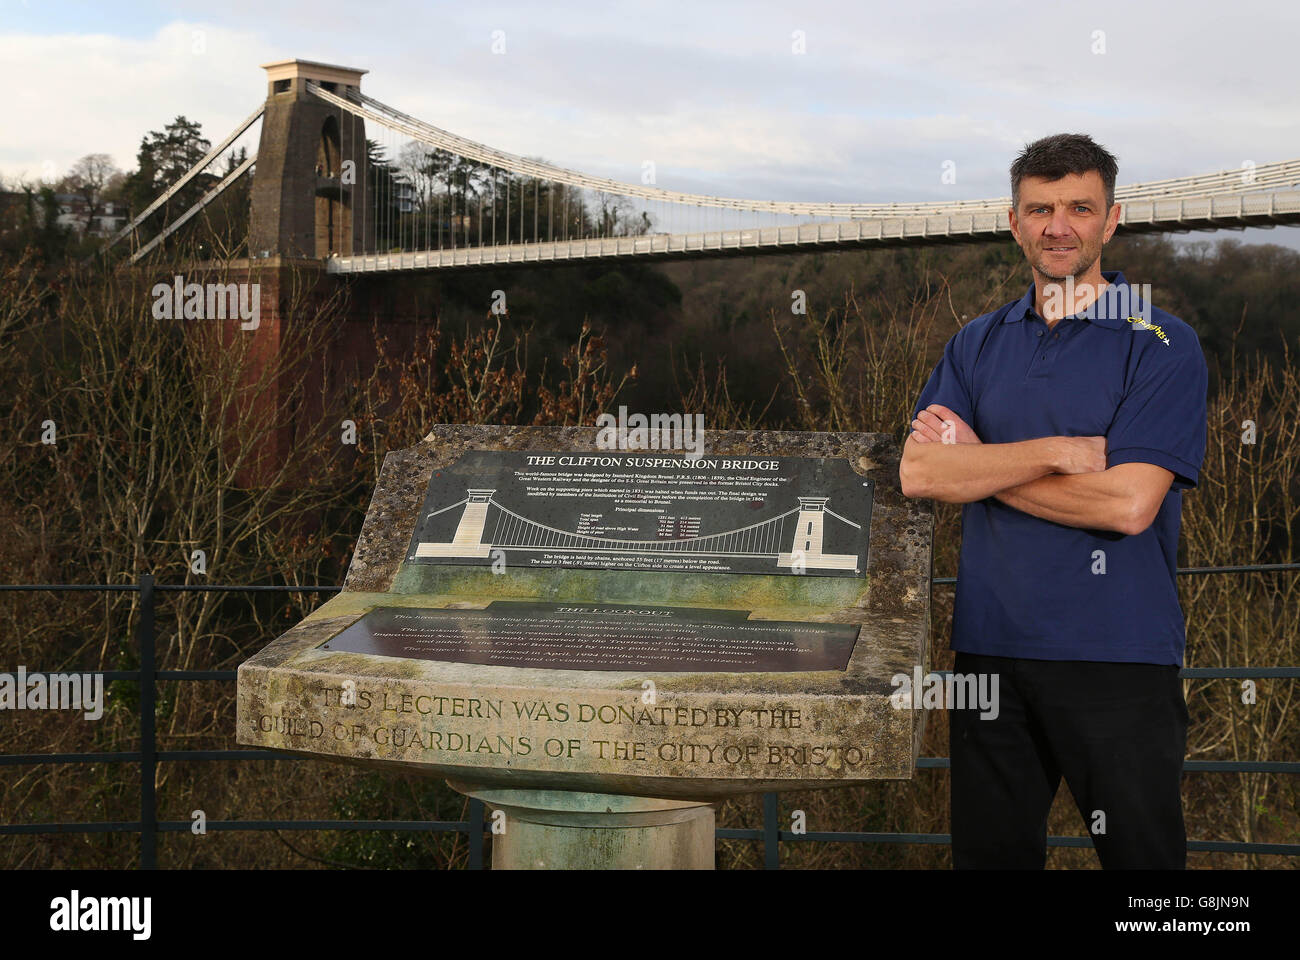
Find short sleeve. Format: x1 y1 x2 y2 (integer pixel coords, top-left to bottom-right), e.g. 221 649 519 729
1105 325 1208 490
911 330 974 429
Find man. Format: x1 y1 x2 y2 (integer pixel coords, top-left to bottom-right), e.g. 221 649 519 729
899 133 1208 869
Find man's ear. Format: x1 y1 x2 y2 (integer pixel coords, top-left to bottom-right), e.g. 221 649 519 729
1103 202 1121 243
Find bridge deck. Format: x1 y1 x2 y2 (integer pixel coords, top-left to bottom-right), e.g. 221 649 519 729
328 189 1300 274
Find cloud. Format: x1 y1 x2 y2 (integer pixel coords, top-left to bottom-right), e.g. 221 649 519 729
2 1 1296 248
0 22 273 183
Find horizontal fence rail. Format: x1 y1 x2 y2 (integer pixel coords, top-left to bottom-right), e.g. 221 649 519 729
2 564 1298 868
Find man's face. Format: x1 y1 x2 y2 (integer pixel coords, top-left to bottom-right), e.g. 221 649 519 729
1008 170 1118 281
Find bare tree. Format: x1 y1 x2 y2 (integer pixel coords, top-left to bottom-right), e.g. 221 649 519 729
63 153 121 230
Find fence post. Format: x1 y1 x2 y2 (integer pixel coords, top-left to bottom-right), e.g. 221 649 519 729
763 791 780 869
468 798 484 869
138 573 156 869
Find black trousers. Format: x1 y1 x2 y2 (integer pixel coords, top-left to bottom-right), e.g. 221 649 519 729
949 650 1188 869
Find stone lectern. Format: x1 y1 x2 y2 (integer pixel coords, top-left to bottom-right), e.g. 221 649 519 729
237 425 933 869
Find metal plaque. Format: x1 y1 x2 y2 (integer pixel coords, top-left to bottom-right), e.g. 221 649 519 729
320 601 860 672
405 450 872 578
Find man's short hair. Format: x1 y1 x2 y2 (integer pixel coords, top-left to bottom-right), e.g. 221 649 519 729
1010 133 1119 211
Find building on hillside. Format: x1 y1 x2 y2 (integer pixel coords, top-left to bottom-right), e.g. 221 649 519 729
53 193 128 237
0 190 127 238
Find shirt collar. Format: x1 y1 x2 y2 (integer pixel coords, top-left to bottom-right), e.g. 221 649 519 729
1002 270 1132 329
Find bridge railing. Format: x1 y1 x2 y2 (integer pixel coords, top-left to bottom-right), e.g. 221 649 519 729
2 569 1298 869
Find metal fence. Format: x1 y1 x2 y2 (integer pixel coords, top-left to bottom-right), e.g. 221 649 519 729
2 566 1298 869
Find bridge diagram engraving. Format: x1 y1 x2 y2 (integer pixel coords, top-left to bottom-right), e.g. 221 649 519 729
413 488 862 572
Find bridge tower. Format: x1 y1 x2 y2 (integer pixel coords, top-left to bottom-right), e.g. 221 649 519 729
226 60 375 487
250 59 369 258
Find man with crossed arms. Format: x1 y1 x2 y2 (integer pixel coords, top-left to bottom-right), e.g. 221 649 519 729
900 133 1208 869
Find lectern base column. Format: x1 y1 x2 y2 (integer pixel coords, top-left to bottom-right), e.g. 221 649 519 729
448 780 716 870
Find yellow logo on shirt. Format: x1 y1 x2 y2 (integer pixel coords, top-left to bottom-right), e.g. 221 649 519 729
1126 316 1172 346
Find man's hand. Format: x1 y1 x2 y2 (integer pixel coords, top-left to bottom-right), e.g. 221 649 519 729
910 404 981 444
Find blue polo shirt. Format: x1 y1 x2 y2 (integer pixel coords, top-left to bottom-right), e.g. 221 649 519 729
911 270 1208 665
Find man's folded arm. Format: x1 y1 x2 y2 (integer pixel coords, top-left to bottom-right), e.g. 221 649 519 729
994 463 1174 535
899 433 1064 503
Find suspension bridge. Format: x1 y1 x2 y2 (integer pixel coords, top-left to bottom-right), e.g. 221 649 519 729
112 59 1300 273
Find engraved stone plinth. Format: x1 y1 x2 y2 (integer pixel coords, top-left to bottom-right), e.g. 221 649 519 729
237 426 933 848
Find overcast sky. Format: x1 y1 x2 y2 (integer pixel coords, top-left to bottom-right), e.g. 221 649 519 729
3 0 1297 250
